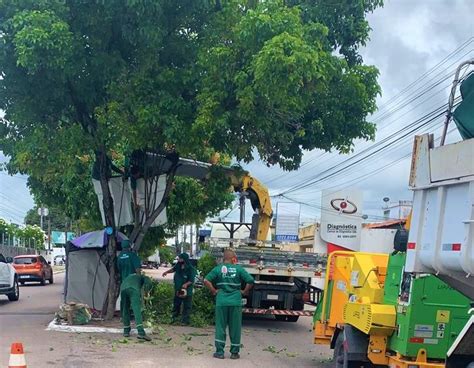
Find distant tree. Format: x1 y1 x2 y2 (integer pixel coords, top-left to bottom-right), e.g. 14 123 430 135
25 206 68 231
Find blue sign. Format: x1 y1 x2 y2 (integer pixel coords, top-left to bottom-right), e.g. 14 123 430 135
275 235 299 242
51 231 75 245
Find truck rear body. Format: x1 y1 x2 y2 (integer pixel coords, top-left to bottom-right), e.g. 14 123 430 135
406 134 474 300
210 244 325 318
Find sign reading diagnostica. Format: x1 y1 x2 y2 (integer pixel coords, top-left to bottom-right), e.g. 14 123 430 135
275 202 301 243
320 189 363 251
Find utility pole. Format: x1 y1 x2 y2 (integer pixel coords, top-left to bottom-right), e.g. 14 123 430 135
47 217 51 254
182 225 186 254
190 224 193 256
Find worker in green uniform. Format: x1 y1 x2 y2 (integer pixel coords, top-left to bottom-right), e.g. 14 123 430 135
117 239 141 282
162 253 196 325
204 249 254 360
120 273 152 341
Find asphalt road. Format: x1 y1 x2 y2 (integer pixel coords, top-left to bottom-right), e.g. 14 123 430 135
0 272 333 367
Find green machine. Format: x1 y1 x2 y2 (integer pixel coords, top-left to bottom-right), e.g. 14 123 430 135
383 253 472 360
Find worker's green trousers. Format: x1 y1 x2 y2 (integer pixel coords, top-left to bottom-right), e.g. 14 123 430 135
120 287 145 336
215 306 242 355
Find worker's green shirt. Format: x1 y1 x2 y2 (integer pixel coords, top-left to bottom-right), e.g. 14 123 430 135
120 274 152 292
205 263 254 307
117 251 141 282
173 264 197 296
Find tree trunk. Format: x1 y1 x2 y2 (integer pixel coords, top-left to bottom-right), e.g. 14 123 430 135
131 163 178 251
96 150 118 320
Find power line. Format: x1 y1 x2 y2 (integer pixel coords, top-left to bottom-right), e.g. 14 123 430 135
256 38 474 188
276 99 458 196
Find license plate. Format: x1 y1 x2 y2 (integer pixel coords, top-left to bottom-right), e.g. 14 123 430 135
267 294 279 300
20 275 30 279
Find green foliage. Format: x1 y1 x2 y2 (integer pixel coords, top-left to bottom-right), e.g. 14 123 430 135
136 227 167 259
0 218 45 249
25 206 69 231
190 287 215 327
197 253 217 277
143 281 174 325
159 246 176 264
143 280 215 328
195 1 381 169
0 0 381 258
143 253 217 328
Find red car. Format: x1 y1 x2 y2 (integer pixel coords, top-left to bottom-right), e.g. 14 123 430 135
13 255 53 286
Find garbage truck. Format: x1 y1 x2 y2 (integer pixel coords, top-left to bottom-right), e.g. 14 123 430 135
312 59 474 367
405 59 474 367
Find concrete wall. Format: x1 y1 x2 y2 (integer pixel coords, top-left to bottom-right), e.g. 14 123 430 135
0 245 38 258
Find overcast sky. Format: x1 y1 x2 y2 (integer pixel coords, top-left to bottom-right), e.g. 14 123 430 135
1 0 473 225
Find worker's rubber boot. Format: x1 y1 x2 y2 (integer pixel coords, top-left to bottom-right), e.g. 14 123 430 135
123 328 131 338
137 334 152 342
230 353 240 360
213 353 225 359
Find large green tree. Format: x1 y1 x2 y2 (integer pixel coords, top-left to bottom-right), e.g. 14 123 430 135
0 0 382 317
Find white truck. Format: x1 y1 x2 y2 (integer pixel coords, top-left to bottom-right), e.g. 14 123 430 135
406 60 474 367
210 237 325 322
0 253 20 302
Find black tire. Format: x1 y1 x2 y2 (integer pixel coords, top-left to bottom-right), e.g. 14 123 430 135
40 275 46 286
49 273 54 284
333 332 366 368
334 333 345 368
286 316 299 322
7 278 20 301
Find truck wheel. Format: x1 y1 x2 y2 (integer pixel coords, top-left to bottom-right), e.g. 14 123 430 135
333 332 365 368
7 278 20 301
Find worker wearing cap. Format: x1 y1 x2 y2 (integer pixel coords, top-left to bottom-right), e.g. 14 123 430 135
162 252 196 325
120 273 152 341
117 239 141 282
204 249 254 360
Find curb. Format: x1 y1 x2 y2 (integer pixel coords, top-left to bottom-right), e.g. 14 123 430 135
46 319 153 334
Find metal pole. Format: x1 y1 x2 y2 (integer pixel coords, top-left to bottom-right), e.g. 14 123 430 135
48 217 51 254
182 225 186 254
441 59 474 146
40 207 44 231
239 195 246 223
190 224 193 256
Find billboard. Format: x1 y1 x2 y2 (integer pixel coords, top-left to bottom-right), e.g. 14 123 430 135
275 202 301 243
320 189 363 251
51 231 75 245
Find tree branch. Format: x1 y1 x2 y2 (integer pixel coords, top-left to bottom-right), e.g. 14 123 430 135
131 161 179 251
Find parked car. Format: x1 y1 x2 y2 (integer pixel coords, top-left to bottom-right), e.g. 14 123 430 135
0 253 20 301
13 255 53 286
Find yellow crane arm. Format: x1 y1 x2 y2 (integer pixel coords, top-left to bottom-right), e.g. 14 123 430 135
229 173 273 242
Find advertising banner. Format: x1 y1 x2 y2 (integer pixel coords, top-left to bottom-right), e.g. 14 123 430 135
275 202 301 243
320 190 363 251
